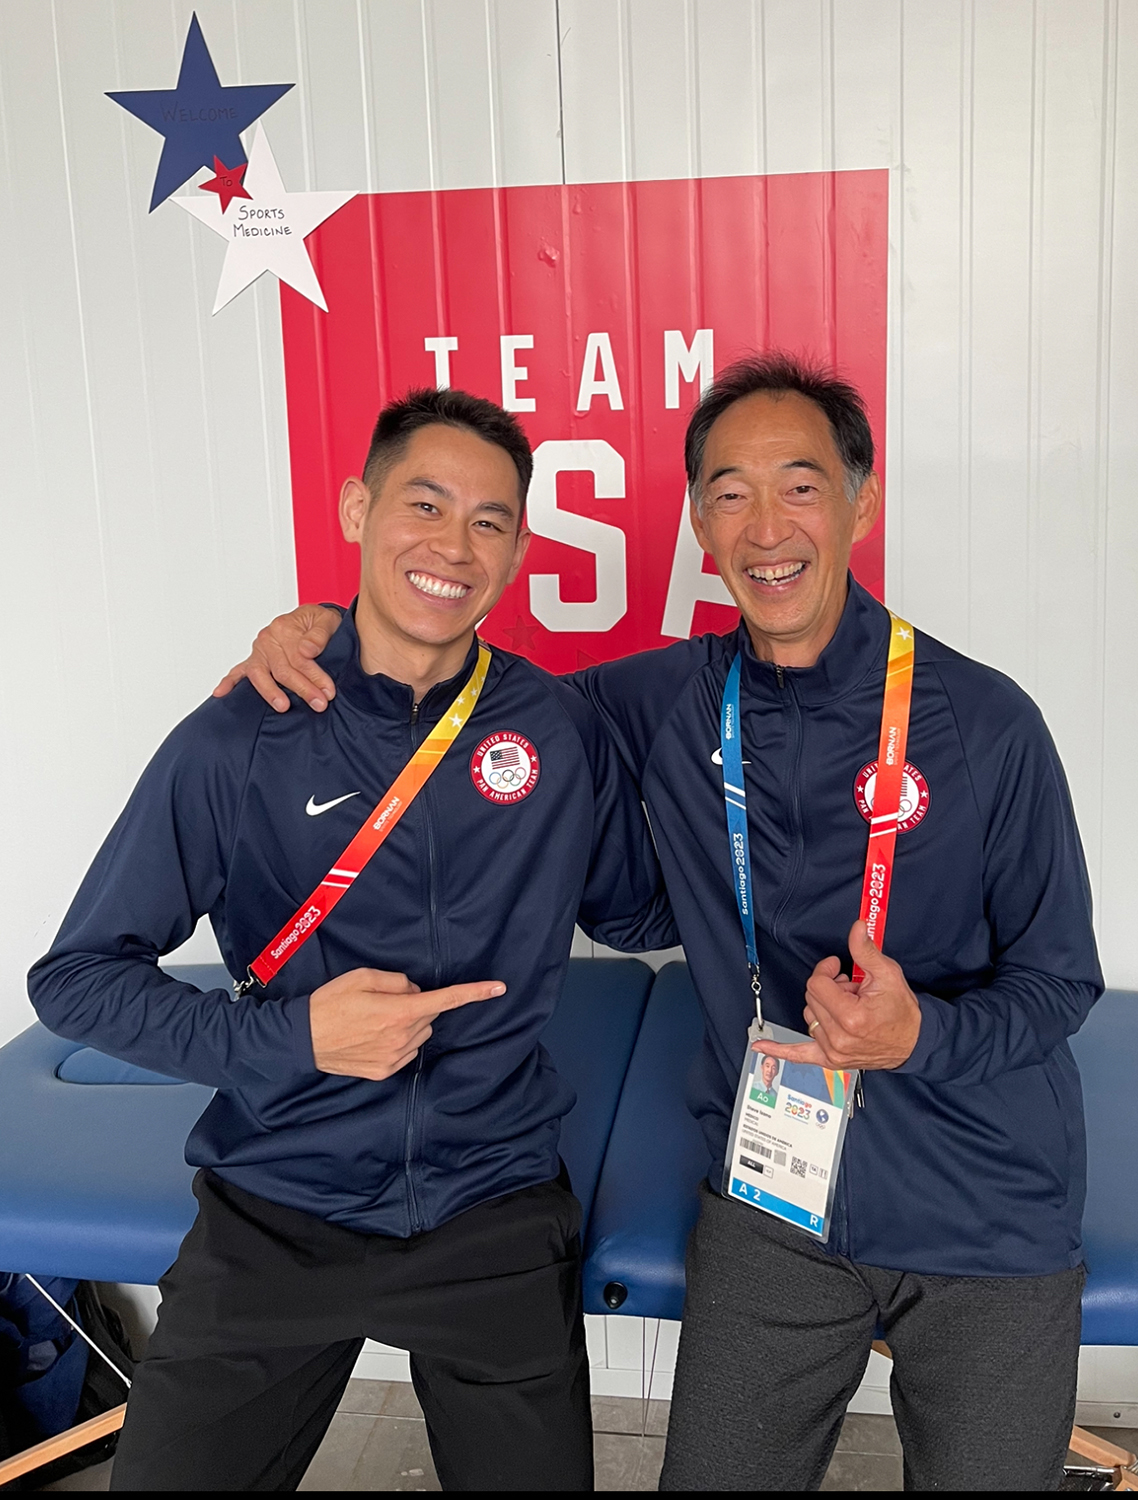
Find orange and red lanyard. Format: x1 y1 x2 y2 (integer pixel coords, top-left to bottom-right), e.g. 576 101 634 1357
235 643 491 996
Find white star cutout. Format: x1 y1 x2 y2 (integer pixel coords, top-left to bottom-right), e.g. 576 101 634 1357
174 124 356 313
450 713 464 728
898 627 912 640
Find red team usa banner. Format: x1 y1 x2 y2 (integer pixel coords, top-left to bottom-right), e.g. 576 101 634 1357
279 170 888 672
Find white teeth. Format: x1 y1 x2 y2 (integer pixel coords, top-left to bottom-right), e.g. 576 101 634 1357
747 562 806 584
408 571 470 600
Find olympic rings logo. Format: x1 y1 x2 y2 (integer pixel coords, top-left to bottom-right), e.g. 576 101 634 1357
487 764 528 788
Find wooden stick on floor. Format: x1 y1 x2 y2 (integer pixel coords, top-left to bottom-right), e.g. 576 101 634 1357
0 1402 126 1487
1069 1426 1138 1471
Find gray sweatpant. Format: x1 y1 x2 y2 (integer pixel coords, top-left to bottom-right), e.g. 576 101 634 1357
660 1184 1084 1491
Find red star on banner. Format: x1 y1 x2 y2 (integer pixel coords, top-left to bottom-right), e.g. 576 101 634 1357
501 616 541 651
200 156 251 214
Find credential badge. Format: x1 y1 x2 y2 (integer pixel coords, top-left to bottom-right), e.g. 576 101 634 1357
470 731 540 805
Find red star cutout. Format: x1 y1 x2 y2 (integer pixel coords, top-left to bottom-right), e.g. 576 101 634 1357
200 156 252 214
501 616 541 651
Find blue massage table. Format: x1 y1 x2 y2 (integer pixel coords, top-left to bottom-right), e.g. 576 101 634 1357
1072 989 1138 1351
0 956 653 1285
582 962 708 1319
0 956 654 1485
581 965 1138 1486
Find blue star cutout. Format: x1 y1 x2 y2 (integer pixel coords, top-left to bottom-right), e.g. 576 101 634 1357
107 13 293 212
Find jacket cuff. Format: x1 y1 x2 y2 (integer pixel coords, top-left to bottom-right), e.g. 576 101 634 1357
282 994 317 1073
891 992 948 1076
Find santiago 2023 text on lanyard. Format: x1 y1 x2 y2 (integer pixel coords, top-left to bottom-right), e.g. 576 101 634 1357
720 614 915 1239
234 644 491 997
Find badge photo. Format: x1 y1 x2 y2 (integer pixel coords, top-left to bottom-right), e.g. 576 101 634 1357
470 732 540 805
854 759 930 833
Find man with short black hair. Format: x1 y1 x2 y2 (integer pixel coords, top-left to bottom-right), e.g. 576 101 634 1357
30 386 675 1491
242 355 1102 1490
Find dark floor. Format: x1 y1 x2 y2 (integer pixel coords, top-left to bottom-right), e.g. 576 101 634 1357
38 1383 1138 1491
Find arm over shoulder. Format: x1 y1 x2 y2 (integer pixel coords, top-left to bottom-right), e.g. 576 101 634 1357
566 634 720 786
541 671 679 953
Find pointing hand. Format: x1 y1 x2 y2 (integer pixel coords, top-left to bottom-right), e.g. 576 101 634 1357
753 921 921 1072
309 968 506 1081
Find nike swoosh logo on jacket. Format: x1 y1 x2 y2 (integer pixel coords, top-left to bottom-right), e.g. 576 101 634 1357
305 792 359 816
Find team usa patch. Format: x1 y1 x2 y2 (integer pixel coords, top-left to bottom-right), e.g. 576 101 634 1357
470 732 540 805
853 760 931 833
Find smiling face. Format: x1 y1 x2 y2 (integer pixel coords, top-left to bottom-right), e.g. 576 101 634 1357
690 391 881 667
340 423 530 668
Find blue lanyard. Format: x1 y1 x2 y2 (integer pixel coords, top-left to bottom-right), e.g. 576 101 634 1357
720 654 763 1023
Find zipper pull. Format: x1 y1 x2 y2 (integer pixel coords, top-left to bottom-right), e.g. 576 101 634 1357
775 664 785 689
410 701 420 725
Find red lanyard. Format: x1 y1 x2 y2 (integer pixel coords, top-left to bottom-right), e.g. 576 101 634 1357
852 614 915 981
235 644 491 996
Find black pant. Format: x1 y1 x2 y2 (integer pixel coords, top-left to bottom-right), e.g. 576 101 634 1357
111 1169 592 1491
660 1184 1084 1491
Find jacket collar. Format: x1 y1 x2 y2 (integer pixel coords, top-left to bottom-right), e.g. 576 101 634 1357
736 575 892 707
319 601 483 724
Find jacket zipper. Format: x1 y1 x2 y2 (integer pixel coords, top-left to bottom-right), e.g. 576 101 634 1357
772 661 856 1255
770 669 805 944
402 698 435 1236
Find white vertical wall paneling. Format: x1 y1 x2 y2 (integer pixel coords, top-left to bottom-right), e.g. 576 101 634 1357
1027 1 1112 914
559 0 632 185
358 0 435 193
690 0 764 179
293 0 371 194
421 0 495 190
1 5 1135 1038
893 1 970 642
760 0 831 175
0 3 123 985
487 0 562 187
623 0 699 182
962 1 1036 686
829 1 899 173
1099 0 1138 990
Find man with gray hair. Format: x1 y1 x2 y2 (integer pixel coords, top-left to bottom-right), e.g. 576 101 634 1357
227 354 1101 1490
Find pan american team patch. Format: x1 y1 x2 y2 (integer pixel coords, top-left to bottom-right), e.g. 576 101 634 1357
470 732 540 805
854 760 930 833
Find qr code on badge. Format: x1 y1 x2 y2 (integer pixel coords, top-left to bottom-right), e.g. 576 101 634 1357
791 1157 807 1178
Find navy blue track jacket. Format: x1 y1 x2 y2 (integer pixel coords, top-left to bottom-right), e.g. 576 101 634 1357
29 611 677 1236
576 579 1103 1277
